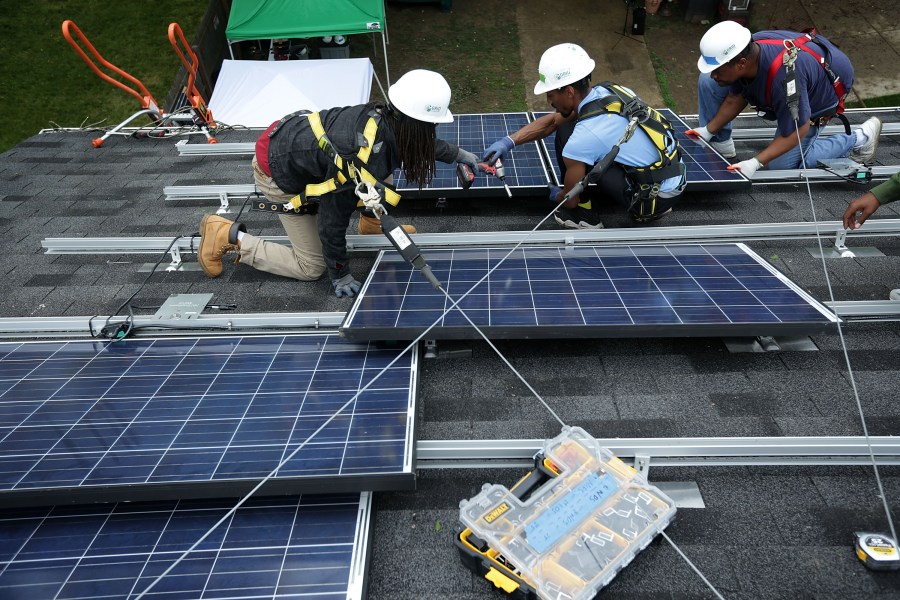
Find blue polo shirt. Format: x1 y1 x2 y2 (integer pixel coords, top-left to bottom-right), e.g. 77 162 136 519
731 30 854 136
562 85 684 195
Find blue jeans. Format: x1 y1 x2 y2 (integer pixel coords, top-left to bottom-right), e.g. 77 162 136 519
697 73 856 170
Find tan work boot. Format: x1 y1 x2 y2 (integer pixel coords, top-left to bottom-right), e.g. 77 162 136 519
358 214 416 235
198 214 246 277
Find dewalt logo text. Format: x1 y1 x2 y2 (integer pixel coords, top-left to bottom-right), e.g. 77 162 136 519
483 502 510 524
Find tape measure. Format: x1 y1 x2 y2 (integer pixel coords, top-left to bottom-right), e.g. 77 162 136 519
855 532 900 571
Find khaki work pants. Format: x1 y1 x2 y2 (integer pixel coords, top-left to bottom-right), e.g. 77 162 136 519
239 158 327 281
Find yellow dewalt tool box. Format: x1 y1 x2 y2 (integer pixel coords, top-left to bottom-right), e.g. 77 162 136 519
455 426 676 600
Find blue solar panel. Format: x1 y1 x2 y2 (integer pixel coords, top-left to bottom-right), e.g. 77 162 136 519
394 113 551 197
534 109 750 191
341 244 837 340
0 333 416 507
0 493 371 600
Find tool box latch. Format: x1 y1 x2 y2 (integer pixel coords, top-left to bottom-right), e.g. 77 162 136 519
485 567 520 593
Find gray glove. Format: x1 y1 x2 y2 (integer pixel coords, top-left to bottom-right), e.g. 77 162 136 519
332 274 361 298
455 147 479 171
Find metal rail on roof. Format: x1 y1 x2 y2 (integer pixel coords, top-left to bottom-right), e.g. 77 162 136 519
754 164 900 183
41 218 900 258
728 122 900 140
162 164 900 212
826 300 900 319
0 313 345 338
416 436 900 469
176 140 254 156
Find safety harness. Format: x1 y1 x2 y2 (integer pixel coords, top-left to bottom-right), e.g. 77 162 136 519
253 108 400 215
576 81 682 218
756 30 850 131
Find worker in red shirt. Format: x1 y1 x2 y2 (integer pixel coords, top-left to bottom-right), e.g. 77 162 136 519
197 70 478 297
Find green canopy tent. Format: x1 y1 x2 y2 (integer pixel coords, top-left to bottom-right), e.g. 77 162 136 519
226 0 391 84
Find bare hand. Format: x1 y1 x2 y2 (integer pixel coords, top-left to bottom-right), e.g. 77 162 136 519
843 192 880 229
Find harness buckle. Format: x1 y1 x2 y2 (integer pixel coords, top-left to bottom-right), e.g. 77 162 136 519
355 181 385 215
782 42 799 68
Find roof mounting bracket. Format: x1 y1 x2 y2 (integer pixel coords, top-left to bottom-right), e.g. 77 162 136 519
166 246 183 271
634 453 651 479
217 192 231 215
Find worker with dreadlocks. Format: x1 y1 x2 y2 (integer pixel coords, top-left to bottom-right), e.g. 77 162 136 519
686 21 882 178
197 69 479 297
482 43 685 229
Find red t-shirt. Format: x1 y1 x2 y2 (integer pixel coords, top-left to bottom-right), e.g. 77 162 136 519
254 121 279 176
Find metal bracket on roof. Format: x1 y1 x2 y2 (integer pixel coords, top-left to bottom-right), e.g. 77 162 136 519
424 339 438 359
807 226 885 259
217 191 230 215
634 453 651 479
166 246 183 271
834 228 854 257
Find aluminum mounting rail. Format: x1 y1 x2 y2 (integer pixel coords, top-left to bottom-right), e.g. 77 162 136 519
416 436 900 469
163 183 258 215
175 140 255 156
41 218 900 256
0 313 345 339
728 122 900 140
753 164 900 184
825 300 900 319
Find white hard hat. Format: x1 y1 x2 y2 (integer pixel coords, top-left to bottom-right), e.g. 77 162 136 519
696 21 753 73
388 69 454 124
534 43 596 95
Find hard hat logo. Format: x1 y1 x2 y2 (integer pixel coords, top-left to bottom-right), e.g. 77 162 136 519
425 104 442 114
554 69 571 81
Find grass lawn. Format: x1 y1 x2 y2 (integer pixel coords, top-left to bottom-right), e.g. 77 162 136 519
0 1 207 153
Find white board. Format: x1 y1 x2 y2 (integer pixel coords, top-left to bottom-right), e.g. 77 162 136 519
209 58 374 127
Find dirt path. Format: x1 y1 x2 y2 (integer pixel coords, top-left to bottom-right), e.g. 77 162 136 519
515 0 664 111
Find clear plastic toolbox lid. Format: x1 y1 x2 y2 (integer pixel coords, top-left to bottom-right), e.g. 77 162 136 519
459 426 676 600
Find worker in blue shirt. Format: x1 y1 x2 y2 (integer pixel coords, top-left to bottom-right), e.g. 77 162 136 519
483 43 685 229
686 21 881 178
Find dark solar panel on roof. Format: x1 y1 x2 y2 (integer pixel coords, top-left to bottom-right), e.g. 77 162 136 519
341 244 838 340
394 113 551 198
0 493 371 600
0 333 417 507
534 109 750 191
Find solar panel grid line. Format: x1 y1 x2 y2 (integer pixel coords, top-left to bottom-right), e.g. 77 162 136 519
0 334 417 507
393 113 552 197
533 109 750 192
79 338 212 490
341 244 838 340
5 339 160 490
0 494 370 599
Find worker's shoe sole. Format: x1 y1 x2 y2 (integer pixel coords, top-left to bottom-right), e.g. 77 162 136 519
554 206 603 229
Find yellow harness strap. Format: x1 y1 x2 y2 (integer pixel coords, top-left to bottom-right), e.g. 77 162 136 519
299 112 401 206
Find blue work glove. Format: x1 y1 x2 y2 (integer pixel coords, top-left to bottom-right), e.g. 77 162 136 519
332 274 361 298
455 147 479 171
548 185 562 204
482 136 515 163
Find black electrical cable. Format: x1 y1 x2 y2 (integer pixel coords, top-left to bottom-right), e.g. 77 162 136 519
92 234 189 340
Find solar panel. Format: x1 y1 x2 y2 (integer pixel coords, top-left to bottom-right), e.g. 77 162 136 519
534 109 750 191
341 244 838 340
0 493 371 600
394 113 552 198
0 333 416 507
